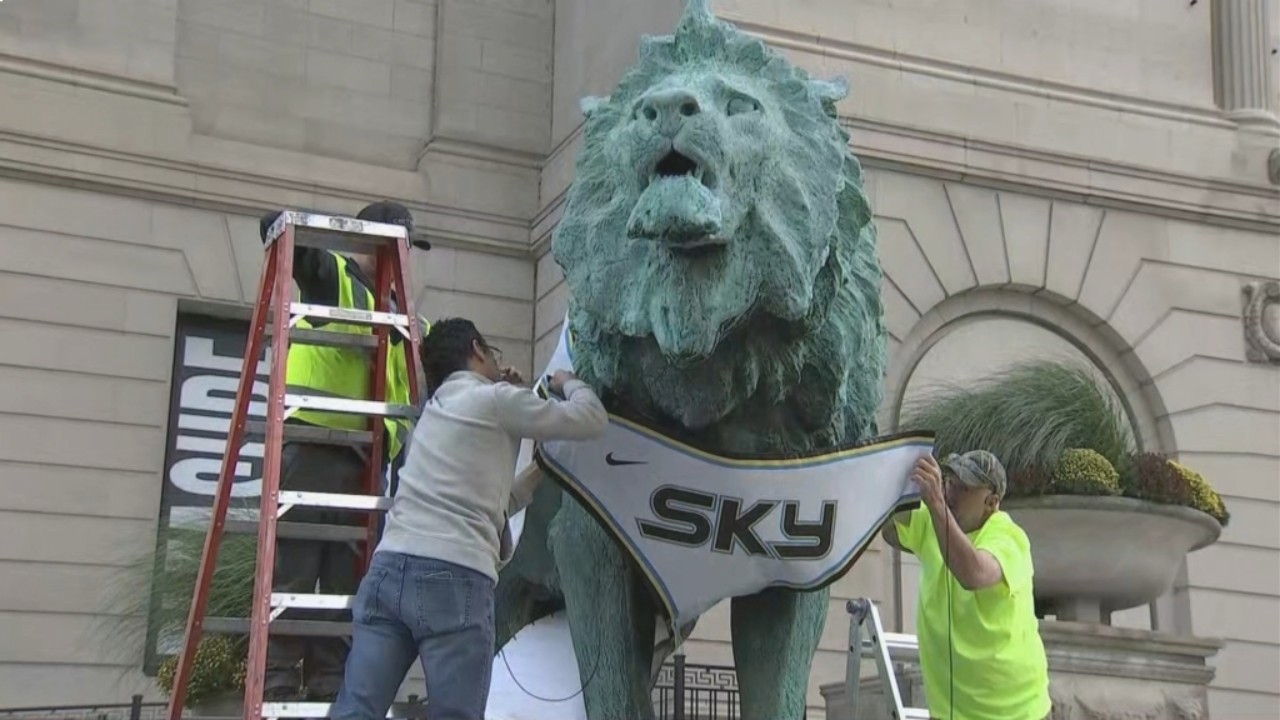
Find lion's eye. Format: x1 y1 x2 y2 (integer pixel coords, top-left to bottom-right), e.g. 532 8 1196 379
726 96 760 116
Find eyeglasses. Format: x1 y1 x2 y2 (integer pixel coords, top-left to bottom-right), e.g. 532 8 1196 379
485 344 504 365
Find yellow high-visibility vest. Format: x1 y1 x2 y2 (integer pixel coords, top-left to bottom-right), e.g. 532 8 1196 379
285 252 416 461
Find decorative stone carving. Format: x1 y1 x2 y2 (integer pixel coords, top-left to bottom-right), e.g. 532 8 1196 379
1242 280 1280 363
1047 680 1208 720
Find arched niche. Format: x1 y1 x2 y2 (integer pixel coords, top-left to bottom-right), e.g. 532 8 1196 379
882 289 1178 632
883 290 1169 456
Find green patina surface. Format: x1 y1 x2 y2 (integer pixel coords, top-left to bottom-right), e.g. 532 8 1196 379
495 2 887 717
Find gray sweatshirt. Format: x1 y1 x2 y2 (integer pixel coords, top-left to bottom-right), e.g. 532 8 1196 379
376 370 608 582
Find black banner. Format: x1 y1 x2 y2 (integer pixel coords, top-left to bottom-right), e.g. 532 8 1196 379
146 311 266 665
158 312 270 525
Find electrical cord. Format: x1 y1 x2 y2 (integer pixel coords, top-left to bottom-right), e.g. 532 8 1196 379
497 623 602 704
943 502 955 720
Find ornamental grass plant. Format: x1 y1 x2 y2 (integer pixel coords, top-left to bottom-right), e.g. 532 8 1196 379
102 525 258 705
901 360 1228 525
901 360 1135 489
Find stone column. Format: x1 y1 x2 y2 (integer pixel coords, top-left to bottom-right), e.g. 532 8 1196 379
1212 0 1280 131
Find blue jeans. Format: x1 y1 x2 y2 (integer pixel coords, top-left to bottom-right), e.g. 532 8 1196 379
329 551 495 720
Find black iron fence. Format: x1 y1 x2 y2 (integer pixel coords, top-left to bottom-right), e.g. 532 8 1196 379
0 697 165 720
0 663 762 720
653 657 741 720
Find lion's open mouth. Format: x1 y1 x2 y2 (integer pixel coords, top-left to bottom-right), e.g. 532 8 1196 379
629 146 726 251
650 150 718 190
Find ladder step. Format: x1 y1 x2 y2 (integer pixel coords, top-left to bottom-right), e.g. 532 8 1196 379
290 302 409 329
247 421 374 447
285 393 418 419
268 326 378 350
902 710 932 720
225 519 369 543
272 592 356 611
204 617 352 637
264 210 409 256
261 701 424 719
862 631 920 660
279 490 393 512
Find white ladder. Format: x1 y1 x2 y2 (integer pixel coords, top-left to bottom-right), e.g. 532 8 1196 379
845 598 931 720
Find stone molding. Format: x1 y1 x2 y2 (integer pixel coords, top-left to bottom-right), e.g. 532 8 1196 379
2 39 1280 260
1038 621 1222 686
1242 280 1280 363
0 54 187 108
730 18 1235 131
418 136 545 171
0 129 533 257
534 113 1280 261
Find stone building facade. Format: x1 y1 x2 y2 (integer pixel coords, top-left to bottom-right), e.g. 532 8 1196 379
0 0 1275 716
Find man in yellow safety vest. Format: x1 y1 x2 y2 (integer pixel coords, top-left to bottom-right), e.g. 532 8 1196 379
257 200 429 702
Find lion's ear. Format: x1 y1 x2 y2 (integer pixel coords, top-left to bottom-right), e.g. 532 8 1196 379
812 77 849 104
811 77 849 118
580 95 610 118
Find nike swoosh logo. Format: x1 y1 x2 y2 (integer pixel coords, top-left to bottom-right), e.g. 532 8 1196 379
605 452 647 467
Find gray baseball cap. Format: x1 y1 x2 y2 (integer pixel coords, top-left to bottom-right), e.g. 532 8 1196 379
940 450 1008 500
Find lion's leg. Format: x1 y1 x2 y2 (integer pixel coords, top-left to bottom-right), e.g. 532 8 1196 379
549 498 657 720
731 585 830 720
494 482 567 652
493 567 558 653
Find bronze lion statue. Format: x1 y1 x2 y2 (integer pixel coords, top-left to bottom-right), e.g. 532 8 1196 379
494 3 887 718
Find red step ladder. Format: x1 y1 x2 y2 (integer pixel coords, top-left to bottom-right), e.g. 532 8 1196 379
164 211 427 720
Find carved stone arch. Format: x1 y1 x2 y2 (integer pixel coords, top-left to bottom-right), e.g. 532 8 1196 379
880 288 1172 457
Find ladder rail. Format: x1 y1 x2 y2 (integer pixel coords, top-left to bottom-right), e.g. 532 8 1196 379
846 598 928 720
241 221 299 720
390 223 426 405
165 234 280 719
361 244 393 571
846 599 864 715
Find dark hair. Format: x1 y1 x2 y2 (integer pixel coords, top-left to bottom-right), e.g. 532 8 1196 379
358 200 430 250
356 200 414 231
421 317 486 395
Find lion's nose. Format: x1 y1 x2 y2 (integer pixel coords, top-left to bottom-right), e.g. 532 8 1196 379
637 89 702 131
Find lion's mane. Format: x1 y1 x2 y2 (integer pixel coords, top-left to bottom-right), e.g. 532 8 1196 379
552 5 887 453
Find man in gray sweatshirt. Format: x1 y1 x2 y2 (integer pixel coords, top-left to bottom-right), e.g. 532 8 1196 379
330 317 607 720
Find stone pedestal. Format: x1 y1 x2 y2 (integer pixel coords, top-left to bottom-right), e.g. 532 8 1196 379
820 620 1223 720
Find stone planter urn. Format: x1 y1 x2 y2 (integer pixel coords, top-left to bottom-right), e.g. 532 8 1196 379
1002 496 1222 623
884 495 1222 624
187 689 243 719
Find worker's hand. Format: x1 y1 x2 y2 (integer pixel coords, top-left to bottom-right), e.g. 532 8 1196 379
500 366 525 386
547 370 578 396
911 455 945 511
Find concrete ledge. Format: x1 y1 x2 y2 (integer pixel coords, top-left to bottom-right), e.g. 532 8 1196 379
821 620 1223 720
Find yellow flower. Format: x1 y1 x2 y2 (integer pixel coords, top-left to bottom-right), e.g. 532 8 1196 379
1051 448 1121 495
1169 460 1229 524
